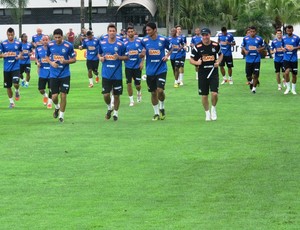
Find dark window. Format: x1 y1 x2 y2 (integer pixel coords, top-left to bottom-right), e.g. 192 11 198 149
53 8 72 15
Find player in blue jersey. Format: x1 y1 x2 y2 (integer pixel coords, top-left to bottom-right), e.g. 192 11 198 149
46 28 76 123
19 33 33 87
140 22 171 121
124 26 144 106
0 27 23 108
99 23 128 121
241 26 264 94
36 35 52 109
218 27 236 85
169 27 184 88
79 30 100 88
190 28 202 80
32 28 44 48
282 25 300 95
190 28 223 121
271 29 285 90
176 25 187 85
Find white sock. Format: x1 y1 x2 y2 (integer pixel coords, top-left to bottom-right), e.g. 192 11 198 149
89 78 93 84
195 72 198 78
113 110 118 117
59 111 64 119
229 76 232 80
278 84 281 87
292 83 296 91
15 89 19 93
159 100 164 110
179 73 183 82
107 103 112 110
48 98 52 104
252 87 256 91
9 97 14 103
205 110 210 116
43 93 48 97
211 105 216 112
153 104 159 115
54 103 60 110
223 76 227 80
286 82 291 90
129 96 134 102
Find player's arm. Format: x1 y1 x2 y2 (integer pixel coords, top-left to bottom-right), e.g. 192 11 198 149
190 48 202 66
214 49 223 68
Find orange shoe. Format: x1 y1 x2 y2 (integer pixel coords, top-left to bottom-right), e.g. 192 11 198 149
47 103 52 109
15 91 20 101
43 97 48 105
95 76 99 83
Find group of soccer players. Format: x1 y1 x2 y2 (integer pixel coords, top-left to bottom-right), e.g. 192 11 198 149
1 23 299 122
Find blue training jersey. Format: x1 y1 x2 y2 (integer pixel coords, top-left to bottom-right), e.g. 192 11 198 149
35 46 50 79
141 35 170 76
0 39 22 72
47 40 76 79
81 37 100 61
218 32 235 56
20 42 33 65
282 34 300 62
32 34 44 47
178 34 187 57
124 37 143 69
270 38 284 63
99 39 126 80
241 35 264 63
190 35 202 47
168 36 184 60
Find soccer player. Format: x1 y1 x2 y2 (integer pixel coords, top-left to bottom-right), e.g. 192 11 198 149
241 26 264 94
32 27 44 48
218 27 236 85
19 33 33 87
190 27 202 80
124 26 143 106
99 23 128 121
0 27 22 108
282 25 300 95
140 22 170 121
79 30 100 88
35 35 52 109
270 29 285 90
190 28 223 121
168 27 184 88
66 28 75 44
46 28 76 123
175 25 187 85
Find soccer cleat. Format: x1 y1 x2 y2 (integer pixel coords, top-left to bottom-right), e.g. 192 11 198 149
221 79 227 85
95 76 99 83
9 102 15 108
43 97 48 105
21 80 25 87
47 103 52 109
58 117 64 123
53 109 59 119
152 114 160 121
211 110 217 121
105 110 113 120
129 101 134 107
15 91 20 101
159 109 165 120
174 83 179 88
278 86 282 91
249 83 253 90
24 83 29 88
137 93 142 103
113 115 118 121
89 83 94 88
179 81 184 86
229 80 233 85
291 90 297 95
252 89 256 94
284 89 290 95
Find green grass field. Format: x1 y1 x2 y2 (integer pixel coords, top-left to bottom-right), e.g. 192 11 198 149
1 59 299 229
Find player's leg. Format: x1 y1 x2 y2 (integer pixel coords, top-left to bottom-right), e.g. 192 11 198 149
24 65 31 87
146 75 159 120
291 61 298 94
227 56 234 84
102 78 113 120
86 60 93 87
38 77 48 106
4 72 15 108
210 76 219 121
50 78 60 119
134 68 142 103
251 62 260 93
157 72 167 120
112 80 123 121
220 58 227 84
12 70 20 100
125 68 134 106
93 60 100 83
199 74 210 121
283 61 291 94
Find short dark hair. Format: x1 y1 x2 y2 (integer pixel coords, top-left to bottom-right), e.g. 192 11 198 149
86 30 93 36
107 23 117 31
53 28 63 36
286 25 293 30
146 22 157 30
249 26 256 31
7 27 14 33
276 29 282 33
175 25 181 29
127 25 134 31
221 26 227 32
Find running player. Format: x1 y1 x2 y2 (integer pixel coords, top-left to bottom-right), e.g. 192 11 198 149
241 26 264 94
140 22 171 121
168 27 184 88
32 28 44 48
282 25 300 95
46 28 76 123
35 35 52 109
190 27 202 80
270 29 285 90
79 30 100 88
190 28 223 121
19 33 33 87
175 25 187 85
218 27 235 85
0 27 22 108
99 23 128 121
123 26 143 106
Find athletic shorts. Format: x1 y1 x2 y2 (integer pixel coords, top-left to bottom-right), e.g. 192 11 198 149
246 62 261 78
50 76 70 94
146 72 167 92
283 61 298 75
180 56 186 67
220 55 234 68
86 60 99 74
3 70 20 88
102 78 123 95
274 61 284 73
38 78 50 90
171 59 184 71
20 64 31 74
125 68 141 85
198 73 219 95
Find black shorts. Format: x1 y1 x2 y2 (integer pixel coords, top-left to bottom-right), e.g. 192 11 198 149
283 61 298 75
20 64 31 74
102 78 123 95
220 55 234 68
125 68 141 85
180 56 186 67
146 72 167 92
274 61 284 73
50 76 70 94
86 60 99 74
246 62 261 77
3 70 20 88
38 78 50 90
198 73 219 95
171 59 184 71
